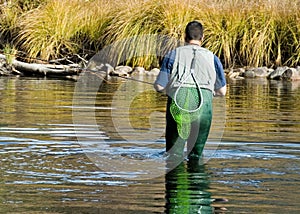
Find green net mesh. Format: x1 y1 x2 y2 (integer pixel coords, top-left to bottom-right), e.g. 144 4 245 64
170 87 202 139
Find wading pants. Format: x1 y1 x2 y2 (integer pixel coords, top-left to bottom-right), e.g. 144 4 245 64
165 89 213 160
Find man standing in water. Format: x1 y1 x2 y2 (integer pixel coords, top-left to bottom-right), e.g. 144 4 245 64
154 21 226 162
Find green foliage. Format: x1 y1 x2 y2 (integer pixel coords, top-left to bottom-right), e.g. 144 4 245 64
0 0 299 68
3 43 17 65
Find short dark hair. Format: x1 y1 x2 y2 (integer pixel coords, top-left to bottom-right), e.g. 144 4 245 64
185 21 204 42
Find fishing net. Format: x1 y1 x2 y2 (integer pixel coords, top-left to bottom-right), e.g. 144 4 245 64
169 47 205 139
170 87 202 139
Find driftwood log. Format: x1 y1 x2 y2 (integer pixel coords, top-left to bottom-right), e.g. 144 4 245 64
0 54 82 76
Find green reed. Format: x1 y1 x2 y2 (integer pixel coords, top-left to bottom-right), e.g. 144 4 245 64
0 0 299 68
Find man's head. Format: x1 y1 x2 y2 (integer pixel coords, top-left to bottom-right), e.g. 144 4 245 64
184 21 204 43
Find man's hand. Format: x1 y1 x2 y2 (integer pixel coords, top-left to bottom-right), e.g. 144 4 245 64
154 83 165 93
214 85 227 96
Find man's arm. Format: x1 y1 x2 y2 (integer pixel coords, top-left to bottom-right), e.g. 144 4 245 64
214 55 227 96
154 50 175 93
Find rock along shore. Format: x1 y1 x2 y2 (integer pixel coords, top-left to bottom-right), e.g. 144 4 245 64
92 63 300 82
1 54 299 82
226 66 300 81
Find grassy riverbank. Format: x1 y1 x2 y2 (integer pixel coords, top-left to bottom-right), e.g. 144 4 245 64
0 0 299 69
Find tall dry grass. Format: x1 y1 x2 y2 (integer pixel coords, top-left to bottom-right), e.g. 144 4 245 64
16 0 112 60
0 0 45 43
0 0 299 68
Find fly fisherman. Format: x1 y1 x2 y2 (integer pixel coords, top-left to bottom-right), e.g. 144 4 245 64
154 21 226 162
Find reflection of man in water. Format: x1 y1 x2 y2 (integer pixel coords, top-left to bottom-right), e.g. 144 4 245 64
165 161 227 213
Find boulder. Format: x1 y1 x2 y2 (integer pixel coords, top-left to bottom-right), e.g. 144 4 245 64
146 68 160 76
243 69 256 78
282 68 300 80
253 67 270 77
244 67 269 78
112 65 132 76
132 66 146 75
94 63 114 75
115 65 132 73
268 66 289 80
227 68 244 78
228 68 244 79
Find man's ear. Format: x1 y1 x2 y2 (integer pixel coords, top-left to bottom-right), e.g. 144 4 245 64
184 35 189 43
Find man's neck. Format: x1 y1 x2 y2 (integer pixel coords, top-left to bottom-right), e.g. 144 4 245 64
188 40 202 46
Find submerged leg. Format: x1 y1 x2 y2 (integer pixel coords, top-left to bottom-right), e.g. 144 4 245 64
187 90 213 159
165 102 186 161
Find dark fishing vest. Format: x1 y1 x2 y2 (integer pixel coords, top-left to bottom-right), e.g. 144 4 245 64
166 45 216 98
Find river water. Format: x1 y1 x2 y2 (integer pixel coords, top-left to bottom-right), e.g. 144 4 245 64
0 75 299 213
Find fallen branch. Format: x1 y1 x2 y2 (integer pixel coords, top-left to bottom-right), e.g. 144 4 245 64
0 54 82 76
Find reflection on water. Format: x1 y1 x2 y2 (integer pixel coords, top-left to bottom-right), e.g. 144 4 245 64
165 161 227 214
225 78 300 142
0 76 300 213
